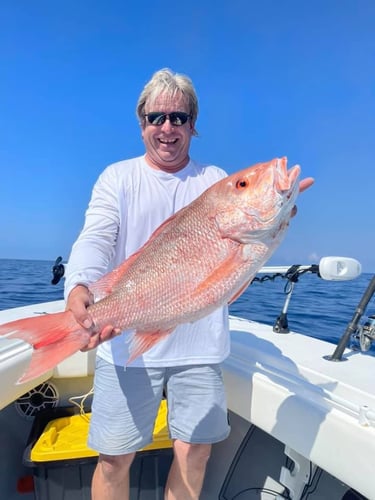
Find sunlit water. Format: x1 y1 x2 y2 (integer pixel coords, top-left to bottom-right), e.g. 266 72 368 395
0 258 374 352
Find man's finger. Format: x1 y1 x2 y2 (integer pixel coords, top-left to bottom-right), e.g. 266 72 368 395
299 177 314 193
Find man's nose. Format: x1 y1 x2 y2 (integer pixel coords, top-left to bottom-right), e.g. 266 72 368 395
160 117 174 131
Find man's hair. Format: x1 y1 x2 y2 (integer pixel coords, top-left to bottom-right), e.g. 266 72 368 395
136 68 199 135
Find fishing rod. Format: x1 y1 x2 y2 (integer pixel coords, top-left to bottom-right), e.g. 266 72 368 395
327 275 375 362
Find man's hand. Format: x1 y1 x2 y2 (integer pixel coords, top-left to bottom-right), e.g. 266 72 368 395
299 177 314 193
66 285 121 351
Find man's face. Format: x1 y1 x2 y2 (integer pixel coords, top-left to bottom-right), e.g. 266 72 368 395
142 92 194 173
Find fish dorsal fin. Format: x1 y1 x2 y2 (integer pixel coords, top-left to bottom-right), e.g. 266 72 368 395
140 208 189 245
89 250 142 300
89 211 185 301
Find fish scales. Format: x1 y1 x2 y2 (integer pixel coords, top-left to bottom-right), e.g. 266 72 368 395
88 194 231 331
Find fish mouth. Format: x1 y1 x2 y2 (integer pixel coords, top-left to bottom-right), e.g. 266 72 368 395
238 158 301 242
272 158 300 221
252 158 300 223
275 157 300 195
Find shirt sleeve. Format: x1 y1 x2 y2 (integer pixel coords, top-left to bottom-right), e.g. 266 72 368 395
64 166 121 300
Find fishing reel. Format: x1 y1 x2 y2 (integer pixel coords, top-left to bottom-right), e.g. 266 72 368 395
352 315 375 352
51 256 65 285
328 273 375 362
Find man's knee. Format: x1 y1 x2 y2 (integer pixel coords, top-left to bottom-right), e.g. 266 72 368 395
97 452 136 482
173 440 212 467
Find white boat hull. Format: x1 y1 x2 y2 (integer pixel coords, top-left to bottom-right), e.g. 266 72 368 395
0 300 373 499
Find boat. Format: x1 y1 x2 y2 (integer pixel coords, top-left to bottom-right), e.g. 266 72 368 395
0 256 374 500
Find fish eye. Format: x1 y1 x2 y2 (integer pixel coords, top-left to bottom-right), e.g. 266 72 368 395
235 179 248 189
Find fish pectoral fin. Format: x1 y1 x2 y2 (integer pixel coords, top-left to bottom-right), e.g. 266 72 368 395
192 248 246 302
228 278 253 305
127 328 175 364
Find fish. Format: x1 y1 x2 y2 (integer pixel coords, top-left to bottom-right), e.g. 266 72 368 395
0 157 311 384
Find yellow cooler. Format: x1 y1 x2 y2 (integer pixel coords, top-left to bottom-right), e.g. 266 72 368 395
24 401 173 500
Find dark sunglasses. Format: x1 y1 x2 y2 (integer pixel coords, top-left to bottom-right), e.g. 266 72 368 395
144 111 191 126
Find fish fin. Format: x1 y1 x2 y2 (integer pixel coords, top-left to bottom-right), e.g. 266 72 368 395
0 312 90 384
17 332 90 384
89 251 142 300
127 328 175 365
142 209 186 240
191 249 247 302
228 278 253 305
89 209 188 302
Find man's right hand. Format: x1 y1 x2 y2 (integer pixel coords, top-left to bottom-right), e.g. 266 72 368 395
66 285 121 351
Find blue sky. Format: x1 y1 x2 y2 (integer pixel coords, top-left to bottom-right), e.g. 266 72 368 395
1 1 374 271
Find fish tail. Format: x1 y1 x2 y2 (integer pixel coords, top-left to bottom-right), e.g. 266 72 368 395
0 311 91 384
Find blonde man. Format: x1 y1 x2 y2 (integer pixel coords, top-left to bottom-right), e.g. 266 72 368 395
65 68 230 500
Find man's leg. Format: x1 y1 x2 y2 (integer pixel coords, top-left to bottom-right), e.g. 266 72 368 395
92 452 136 500
165 441 211 500
165 364 230 499
88 359 165 498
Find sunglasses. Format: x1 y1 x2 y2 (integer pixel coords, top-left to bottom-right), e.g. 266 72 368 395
144 111 191 126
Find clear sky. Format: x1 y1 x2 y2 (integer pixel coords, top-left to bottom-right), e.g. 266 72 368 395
1 1 374 271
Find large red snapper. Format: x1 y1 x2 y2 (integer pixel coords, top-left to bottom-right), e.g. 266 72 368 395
0 157 311 383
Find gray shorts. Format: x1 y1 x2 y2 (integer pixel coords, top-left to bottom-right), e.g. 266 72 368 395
88 357 230 455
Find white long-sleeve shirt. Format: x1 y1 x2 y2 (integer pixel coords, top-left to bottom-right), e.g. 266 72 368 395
64 155 230 367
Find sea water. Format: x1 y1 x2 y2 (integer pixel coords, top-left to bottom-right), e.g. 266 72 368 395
0 258 374 350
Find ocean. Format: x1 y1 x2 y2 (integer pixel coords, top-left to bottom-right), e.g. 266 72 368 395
0 258 375 352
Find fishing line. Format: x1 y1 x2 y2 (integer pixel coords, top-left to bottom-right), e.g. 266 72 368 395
68 386 94 421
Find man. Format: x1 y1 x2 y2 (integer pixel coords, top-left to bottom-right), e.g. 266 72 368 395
65 68 231 499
